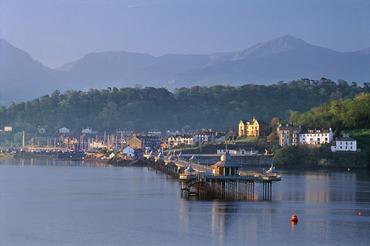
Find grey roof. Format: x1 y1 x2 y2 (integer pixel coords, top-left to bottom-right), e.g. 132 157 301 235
337 137 355 141
300 128 331 134
240 118 269 126
212 153 239 168
279 126 301 131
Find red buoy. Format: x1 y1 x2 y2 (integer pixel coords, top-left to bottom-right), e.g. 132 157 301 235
359 212 362 216
291 215 298 222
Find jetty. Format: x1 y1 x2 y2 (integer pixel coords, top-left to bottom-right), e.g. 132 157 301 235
147 152 281 201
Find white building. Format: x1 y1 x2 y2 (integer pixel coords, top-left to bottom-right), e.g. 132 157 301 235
193 130 215 144
82 128 97 134
331 135 357 152
4 126 13 132
299 128 333 145
168 134 194 149
59 127 70 134
217 149 258 155
122 146 136 158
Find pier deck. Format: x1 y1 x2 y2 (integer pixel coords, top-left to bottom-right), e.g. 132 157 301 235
149 157 281 201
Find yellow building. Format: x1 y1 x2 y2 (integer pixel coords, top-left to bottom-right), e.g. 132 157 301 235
238 117 269 137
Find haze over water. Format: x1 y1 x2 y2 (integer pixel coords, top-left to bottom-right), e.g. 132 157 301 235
1 158 369 245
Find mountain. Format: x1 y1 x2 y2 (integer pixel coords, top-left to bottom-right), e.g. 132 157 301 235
166 35 370 88
0 39 63 103
1 35 370 104
56 52 211 90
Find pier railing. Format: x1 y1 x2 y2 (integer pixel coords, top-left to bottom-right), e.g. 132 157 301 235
147 158 281 201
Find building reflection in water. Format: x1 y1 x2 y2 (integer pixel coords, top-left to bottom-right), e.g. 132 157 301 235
275 172 357 203
178 200 258 244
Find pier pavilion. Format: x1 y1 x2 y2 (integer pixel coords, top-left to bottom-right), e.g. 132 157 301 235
147 152 281 201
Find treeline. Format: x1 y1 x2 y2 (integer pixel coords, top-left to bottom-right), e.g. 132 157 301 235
273 145 368 168
289 93 370 131
0 78 368 133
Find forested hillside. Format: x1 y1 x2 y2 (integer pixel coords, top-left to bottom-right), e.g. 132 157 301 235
0 79 368 133
289 93 370 131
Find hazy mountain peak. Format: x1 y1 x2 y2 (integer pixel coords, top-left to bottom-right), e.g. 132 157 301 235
232 35 309 61
57 51 155 72
1 35 369 105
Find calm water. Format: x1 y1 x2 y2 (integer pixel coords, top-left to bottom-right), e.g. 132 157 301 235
1 158 369 246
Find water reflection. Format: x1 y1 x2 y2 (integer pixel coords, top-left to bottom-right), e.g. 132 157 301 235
276 171 358 203
1 159 369 246
210 202 240 244
6 158 110 168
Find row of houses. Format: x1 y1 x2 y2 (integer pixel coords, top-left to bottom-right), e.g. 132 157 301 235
126 130 227 150
278 125 357 152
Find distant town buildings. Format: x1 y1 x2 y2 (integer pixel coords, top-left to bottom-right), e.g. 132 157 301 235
217 148 258 155
127 133 161 150
277 126 333 147
168 134 195 148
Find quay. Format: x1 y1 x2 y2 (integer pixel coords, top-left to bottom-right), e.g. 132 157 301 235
146 152 281 201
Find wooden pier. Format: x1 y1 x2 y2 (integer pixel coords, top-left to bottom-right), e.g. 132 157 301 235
147 153 281 201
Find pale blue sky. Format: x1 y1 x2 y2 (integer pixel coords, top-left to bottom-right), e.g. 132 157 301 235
1 0 369 68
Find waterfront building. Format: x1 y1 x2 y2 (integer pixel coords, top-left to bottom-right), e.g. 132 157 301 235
217 148 257 155
127 133 161 150
299 128 333 145
278 125 302 146
168 134 194 148
211 152 239 176
331 134 357 152
122 146 136 158
193 129 215 144
238 117 269 137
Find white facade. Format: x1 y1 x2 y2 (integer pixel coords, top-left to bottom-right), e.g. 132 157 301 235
177 135 194 145
217 149 257 155
299 128 333 145
82 128 97 134
59 127 70 134
331 135 357 152
193 132 214 144
4 126 13 132
168 134 194 148
122 146 135 157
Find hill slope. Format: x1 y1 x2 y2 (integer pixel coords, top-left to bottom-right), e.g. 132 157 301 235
0 39 63 103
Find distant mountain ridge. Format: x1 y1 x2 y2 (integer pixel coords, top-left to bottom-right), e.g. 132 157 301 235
0 39 63 103
1 35 369 104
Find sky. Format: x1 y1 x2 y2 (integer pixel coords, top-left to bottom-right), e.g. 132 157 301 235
0 0 369 68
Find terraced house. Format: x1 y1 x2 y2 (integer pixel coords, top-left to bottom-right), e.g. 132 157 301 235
238 117 269 137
